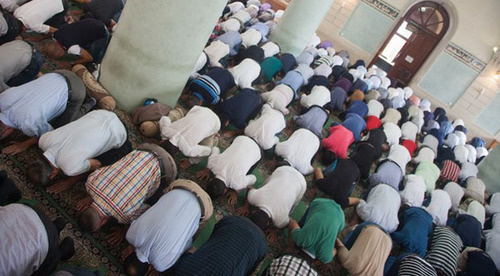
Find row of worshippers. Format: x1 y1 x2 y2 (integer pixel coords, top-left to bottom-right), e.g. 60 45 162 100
1 0 499 275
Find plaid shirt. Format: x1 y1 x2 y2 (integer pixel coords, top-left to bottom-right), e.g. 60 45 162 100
87 150 161 224
266 255 318 276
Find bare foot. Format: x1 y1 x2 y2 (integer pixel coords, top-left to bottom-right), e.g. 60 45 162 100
195 169 211 182
179 160 191 170
236 205 250 216
266 229 278 243
266 159 277 171
108 225 129 245
227 190 238 205
76 196 93 211
47 179 73 194
306 187 317 198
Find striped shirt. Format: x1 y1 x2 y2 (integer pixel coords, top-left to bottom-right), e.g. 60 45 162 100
398 255 437 276
266 255 318 276
424 227 463 276
86 150 161 224
439 160 460 183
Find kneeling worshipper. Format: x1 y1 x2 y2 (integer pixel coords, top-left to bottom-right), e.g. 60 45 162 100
289 198 345 264
0 9 22 45
399 174 427 207
321 123 354 161
0 70 95 155
457 248 498 276
260 83 294 115
266 254 319 276
355 183 401 233
391 254 438 276
75 143 177 234
424 189 452 226
367 159 404 192
274 128 320 175
452 214 482 248
327 86 348 112
350 129 388 179
216 87 263 129
186 66 236 107
311 159 361 207
383 122 402 146
415 161 441 193
0 203 75 275
300 85 331 109
214 30 242 57
237 166 306 239
28 109 130 194
392 207 434 257
45 18 110 64
200 135 261 204
202 40 230 68
336 223 392 276
341 112 366 143
244 104 286 151
277 64 314 99
258 56 282 84
484 216 500 272
171 216 268 276
292 105 329 138
159 105 221 162
424 226 463 276
229 58 261 89
0 40 43 92
123 179 213 275
14 0 68 34
79 0 123 29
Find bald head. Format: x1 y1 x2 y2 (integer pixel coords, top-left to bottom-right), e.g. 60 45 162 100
77 207 101 233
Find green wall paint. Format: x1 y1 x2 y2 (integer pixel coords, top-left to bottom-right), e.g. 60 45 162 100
476 94 500 135
478 146 500 193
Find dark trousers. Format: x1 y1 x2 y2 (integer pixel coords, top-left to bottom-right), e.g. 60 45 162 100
0 11 22 45
30 206 61 276
44 0 69 28
94 139 133 166
50 70 93 129
6 48 43 87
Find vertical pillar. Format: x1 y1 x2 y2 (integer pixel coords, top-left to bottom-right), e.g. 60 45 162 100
269 0 335 56
478 145 500 193
99 0 227 111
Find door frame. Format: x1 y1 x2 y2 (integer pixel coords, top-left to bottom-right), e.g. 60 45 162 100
369 0 457 87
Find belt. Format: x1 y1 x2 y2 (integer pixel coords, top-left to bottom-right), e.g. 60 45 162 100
56 72 74 103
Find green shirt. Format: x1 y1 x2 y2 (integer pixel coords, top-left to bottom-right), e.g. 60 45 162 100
292 198 345 263
260 57 282 82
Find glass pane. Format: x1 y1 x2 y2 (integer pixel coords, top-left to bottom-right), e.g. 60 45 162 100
396 21 413 39
380 34 407 65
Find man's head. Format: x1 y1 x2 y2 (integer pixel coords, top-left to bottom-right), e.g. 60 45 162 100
159 140 178 156
0 121 14 140
77 207 106 233
27 160 53 187
124 253 149 276
206 178 226 198
321 149 337 165
187 94 203 109
45 40 65 59
0 178 21 206
249 209 271 231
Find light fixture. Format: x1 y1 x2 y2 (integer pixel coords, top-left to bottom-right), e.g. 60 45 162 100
494 70 500 80
494 46 498 54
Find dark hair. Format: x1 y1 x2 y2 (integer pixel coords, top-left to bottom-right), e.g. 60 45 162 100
321 149 337 165
77 208 100 233
159 140 178 157
249 209 271 231
206 178 226 198
0 177 21 206
27 160 52 187
124 253 149 276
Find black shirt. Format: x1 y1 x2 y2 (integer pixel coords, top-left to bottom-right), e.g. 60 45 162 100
83 0 123 26
54 18 107 50
316 159 360 207
366 128 387 158
350 142 376 179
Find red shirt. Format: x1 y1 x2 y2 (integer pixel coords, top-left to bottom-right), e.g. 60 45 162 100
402 139 417 157
365 116 382 131
321 125 354 159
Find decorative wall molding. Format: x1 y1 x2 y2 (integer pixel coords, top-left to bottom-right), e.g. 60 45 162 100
361 0 399 19
445 43 487 73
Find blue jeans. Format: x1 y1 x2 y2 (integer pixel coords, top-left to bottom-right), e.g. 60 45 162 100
6 48 43 87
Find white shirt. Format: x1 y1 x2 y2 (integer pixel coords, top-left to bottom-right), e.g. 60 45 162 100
465 200 485 227
486 193 500 216
244 104 286 150
204 41 230 68
227 1 244 14
387 144 411 174
190 52 207 79
220 18 240 33
294 64 314 85
367 100 384 118
229 58 261 89
465 144 477 163
455 131 467 145
421 135 438 155
443 182 464 212
401 121 418 142
0 204 49 276
126 190 201 272
300 85 331 109
381 108 401 125
383 122 401 146
275 128 319 175
39 110 127 176
357 183 401 233
464 177 484 203
240 28 262 48
247 166 306 228
261 41 280 58
14 0 64 33
231 9 251 25
476 147 489 160
261 84 293 115
454 145 469 164
485 228 500 271
313 64 332 78
399 174 426 207
160 106 221 158
207 136 261 191
423 189 451 226
412 147 436 164
0 73 68 137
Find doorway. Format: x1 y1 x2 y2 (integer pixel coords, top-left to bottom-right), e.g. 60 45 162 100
370 1 449 87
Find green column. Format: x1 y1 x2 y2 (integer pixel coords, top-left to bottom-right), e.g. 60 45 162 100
478 145 500 193
99 0 227 112
269 0 335 56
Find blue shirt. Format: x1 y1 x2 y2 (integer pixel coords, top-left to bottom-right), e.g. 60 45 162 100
453 214 482 248
0 73 68 137
293 106 329 138
173 216 268 276
346 100 368 118
392 207 433 257
342 113 366 142
278 70 303 98
219 88 262 129
215 31 241 56
329 87 347 112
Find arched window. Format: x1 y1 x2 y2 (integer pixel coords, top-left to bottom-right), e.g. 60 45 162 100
370 1 449 86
